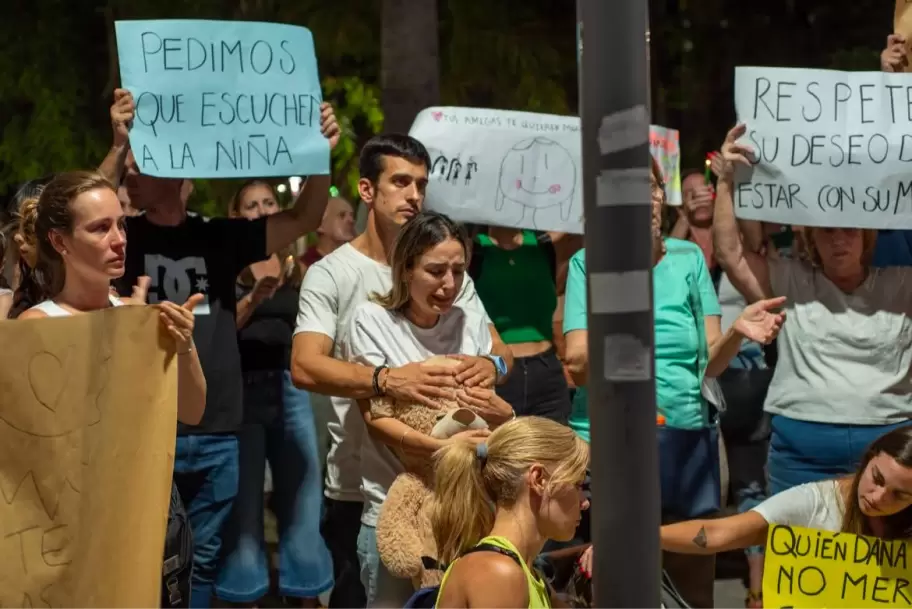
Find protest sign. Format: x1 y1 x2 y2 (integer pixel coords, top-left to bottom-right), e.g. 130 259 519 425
733 66 912 229
409 107 681 234
0 306 178 607
115 20 328 178
763 524 912 608
651 125 682 206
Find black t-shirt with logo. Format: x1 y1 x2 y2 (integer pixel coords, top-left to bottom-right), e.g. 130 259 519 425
117 212 268 435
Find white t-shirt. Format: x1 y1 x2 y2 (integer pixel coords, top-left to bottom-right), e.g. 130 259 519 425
345 300 493 526
766 258 912 425
293 242 491 502
752 479 845 531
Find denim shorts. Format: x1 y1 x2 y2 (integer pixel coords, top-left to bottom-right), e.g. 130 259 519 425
215 370 333 601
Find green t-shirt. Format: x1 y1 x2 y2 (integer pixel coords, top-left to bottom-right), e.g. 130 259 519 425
562 239 721 441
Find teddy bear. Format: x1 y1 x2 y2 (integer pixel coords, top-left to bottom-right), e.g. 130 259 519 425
372 356 488 590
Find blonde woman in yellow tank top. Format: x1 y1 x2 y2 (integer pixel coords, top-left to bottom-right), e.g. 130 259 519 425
430 417 589 608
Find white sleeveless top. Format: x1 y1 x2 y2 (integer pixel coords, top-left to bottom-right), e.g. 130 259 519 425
32 295 124 317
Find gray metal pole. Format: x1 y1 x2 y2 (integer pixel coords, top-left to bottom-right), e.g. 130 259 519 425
577 1 661 607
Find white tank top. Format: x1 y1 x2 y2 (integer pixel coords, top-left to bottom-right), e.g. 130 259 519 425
32 295 124 317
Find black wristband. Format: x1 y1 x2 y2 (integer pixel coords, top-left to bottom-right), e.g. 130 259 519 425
372 365 389 396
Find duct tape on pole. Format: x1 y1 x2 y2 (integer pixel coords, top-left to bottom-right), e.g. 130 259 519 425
576 0 661 607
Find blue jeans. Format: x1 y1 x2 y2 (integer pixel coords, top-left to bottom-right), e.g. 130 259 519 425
728 441 768 557
356 524 416 608
767 415 912 495
174 433 239 608
216 370 333 602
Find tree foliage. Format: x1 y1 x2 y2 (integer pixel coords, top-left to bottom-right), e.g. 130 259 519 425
0 0 893 214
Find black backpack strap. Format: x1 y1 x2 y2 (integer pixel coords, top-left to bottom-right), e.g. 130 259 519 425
427 541 526 573
462 542 524 566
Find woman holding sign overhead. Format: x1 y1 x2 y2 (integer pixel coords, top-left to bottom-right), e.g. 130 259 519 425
713 123 912 498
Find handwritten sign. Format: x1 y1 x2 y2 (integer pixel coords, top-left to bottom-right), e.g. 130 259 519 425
733 67 912 229
764 524 912 608
651 125 682 206
115 20 328 178
0 306 178 606
409 107 681 234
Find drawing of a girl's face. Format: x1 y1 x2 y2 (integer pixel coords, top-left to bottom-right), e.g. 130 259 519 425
499 138 575 209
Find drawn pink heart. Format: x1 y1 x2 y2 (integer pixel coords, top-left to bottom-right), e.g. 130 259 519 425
549 184 562 194
432 111 444 122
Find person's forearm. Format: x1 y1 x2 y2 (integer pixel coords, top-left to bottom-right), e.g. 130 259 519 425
713 178 746 267
705 327 745 378
662 520 721 555
176 347 206 425
289 175 331 234
662 515 767 555
235 293 259 329
363 409 444 459
98 143 129 188
713 180 769 304
292 353 378 399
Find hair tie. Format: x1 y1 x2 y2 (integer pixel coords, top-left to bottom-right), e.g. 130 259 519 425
475 442 488 464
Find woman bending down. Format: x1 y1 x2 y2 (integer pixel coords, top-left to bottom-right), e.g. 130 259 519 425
432 416 590 608
660 425 912 556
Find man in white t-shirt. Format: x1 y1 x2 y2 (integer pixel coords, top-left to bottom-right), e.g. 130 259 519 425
291 134 513 608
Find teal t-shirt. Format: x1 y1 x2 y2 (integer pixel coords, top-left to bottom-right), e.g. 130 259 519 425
562 239 722 441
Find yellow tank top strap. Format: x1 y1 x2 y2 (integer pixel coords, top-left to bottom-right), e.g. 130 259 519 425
435 536 551 609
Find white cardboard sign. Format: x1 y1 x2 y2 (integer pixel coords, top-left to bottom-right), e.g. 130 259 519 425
409 107 683 233
734 66 912 228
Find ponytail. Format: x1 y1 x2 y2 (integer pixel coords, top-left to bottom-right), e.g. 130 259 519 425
9 197 46 318
9 259 44 318
430 440 494 567
430 417 590 567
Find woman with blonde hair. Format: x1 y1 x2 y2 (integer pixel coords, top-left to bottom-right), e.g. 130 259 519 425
15 171 205 423
12 170 205 607
714 123 912 501
430 416 589 608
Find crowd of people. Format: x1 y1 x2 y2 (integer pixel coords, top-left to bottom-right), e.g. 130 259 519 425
7 29 912 609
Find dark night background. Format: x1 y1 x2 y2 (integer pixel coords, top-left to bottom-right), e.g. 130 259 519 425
0 0 893 215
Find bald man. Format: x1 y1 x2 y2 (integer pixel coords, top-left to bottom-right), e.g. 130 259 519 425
300 196 356 269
